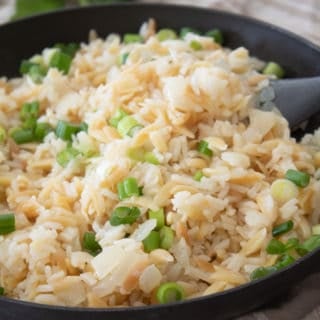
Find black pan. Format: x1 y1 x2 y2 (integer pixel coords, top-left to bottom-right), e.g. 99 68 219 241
0 4 320 320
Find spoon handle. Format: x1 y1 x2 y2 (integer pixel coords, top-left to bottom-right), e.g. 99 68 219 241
271 76 320 128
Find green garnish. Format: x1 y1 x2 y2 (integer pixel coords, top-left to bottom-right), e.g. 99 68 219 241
272 220 294 237
148 209 165 230
157 29 177 41
285 169 310 188
109 206 140 226
82 231 102 256
0 213 15 235
197 140 213 157
117 177 141 200
143 230 160 253
56 146 80 167
123 33 143 44
262 62 285 79
205 29 224 45
156 282 185 304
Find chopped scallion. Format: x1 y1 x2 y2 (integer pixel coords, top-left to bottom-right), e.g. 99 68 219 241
55 120 87 141
160 226 175 250
10 128 34 144
117 116 142 137
34 122 52 141
156 282 185 304
82 231 102 256
0 126 6 143
0 287 4 295
272 220 294 237
297 235 320 256
0 213 15 235
143 230 160 253
157 29 177 41
180 27 201 38
190 40 203 51
56 146 80 167
197 140 213 157
193 170 204 181
49 50 72 75
148 209 165 230
250 266 277 280
54 43 80 58
262 62 285 79
123 33 143 44
285 169 310 188
20 101 39 120
109 206 140 226
205 29 224 45
117 177 141 200
109 109 128 128
144 152 159 165
266 238 286 254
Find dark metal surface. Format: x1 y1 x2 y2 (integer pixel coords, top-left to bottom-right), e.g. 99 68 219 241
0 4 320 320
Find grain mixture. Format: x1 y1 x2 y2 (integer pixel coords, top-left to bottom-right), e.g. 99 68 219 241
0 20 320 307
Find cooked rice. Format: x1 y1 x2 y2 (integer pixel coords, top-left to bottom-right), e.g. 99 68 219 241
0 19 320 307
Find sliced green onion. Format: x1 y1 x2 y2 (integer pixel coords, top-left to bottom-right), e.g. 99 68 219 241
28 64 47 84
193 170 204 181
270 179 299 203
284 238 299 251
82 231 102 256
20 60 37 75
123 33 143 44
312 224 320 235
0 287 4 295
157 29 177 41
297 235 320 256
160 226 175 250
117 116 142 137
144 152 159 165
272 220 294 237
109 206 140 226
54 43 80 58
0 126 6 143
205 29 224 45
156 282 185 304
0 213 15 235
34 122 52 141
190 40 203 51
117 177 141 200
262 62 285 79
180 27 201 38
148 209 165 230
22 118 37 130
56 147 80 167
197 140 213 157
109 109 128 128
20 101 39 120
55 120 87 141
10 128 34 144
127 147 145 162
285 169 310 188
119 52 129 65
49 50 72 75
274 254 295 269
143 230 160 253
266 238 286 254
250 266 277 280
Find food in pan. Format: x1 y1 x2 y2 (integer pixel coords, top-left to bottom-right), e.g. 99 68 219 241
0 19 320 307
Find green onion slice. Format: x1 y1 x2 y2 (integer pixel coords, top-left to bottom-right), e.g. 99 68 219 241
262 62 285 79
197 140 213 157
285 169 310 188
55 120 87 141
143 230 160 253
250 266 277 281
117 177 141 200
157 29 177 41
20 101 39 120
49 50 72 75
0 213 15 235
0 287 4 295
148 209 165 230
10 128 34 144
180 27 201 38
266 238 286 255
160 226 175 250
56 147 80 167
34 122 52 141
109 109 128 128
190 40 203 51
193 170 204 181
205 29 224 45
82 231 102 256
272 220 294 237
123 33 143 44
109 206 140 226
156 282 185 304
